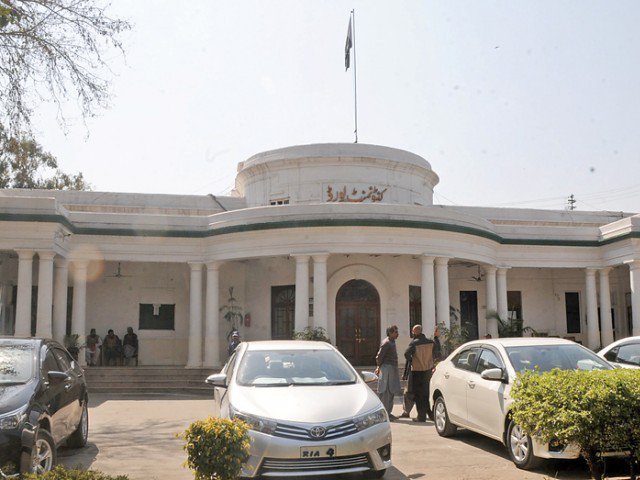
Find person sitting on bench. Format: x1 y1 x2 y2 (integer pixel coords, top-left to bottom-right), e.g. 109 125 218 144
123 327 139 366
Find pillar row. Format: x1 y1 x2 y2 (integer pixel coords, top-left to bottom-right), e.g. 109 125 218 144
71 260 88 367
435 257 450 328
15 250 35 337
187 263 203 368
52 258 69 344
421 256 436 335
204 261 221 368
312 254 329 333
496 267 509 323
598 268 614 347
629 260 640 337
585 268 600 350
294 255 310 333
36 251 56 338
485 266 499 338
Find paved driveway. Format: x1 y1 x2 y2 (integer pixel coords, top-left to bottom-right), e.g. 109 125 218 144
58 394 630 480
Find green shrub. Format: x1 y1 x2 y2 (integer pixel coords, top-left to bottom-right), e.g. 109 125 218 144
510 368 640 479
21 465 129 479
293 326 330 342
181 417 250 480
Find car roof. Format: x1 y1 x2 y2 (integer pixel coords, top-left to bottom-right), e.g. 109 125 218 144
599 336 640 352
460 337 578 348
244 340 335 351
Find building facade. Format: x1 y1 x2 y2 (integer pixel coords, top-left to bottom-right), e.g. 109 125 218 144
0 143 638 367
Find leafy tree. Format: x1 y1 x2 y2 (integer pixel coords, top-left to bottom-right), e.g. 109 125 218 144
0 125 89 189
0 0 131 136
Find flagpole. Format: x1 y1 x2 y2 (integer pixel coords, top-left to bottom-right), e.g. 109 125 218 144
351 9 358 143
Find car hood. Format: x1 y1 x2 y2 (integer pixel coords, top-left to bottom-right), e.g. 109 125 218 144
230 383 382 423
0 381 35 414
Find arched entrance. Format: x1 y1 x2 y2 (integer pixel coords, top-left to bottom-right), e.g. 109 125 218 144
336 279 381 366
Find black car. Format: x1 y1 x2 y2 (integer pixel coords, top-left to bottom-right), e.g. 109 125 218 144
0 338 88 475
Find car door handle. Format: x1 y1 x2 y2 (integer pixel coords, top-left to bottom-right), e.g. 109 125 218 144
467 380 475 389
444 372 450 379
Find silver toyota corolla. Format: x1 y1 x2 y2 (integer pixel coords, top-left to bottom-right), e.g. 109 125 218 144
206 340 392 478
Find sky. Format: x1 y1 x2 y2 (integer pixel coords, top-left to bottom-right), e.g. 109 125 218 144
31 1 640 213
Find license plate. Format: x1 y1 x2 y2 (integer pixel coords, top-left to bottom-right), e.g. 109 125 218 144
300 446 337 458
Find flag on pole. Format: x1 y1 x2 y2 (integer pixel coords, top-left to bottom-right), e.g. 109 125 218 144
345 17 353 71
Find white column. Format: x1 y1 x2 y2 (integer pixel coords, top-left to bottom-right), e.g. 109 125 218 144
435 257 450 328
421 256 436 335
52 258 69 344
294 255 310 333
71 260 88 366
599 268 614 347
187 263 204 368
312 254 329 333
496 267 509 323
35 251 55 338
204 261 221 368
629 260 640 337
485 266 499 337
15 250 35 337
585 268 600 350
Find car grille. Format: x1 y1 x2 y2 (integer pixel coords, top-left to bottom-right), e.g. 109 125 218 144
260 454 371 473
274 420 358 441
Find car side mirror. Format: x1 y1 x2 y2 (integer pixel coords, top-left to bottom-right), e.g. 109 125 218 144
205 373 228 388
360 371 378 383
47 371 70 383
480 368 505 382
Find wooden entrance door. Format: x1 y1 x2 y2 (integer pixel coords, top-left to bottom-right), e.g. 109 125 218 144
336 280 380 366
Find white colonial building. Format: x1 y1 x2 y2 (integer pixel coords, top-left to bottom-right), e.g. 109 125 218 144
0 143 638 367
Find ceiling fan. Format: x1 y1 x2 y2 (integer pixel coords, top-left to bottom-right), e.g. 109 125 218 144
470 265 485 282
105 262 133 278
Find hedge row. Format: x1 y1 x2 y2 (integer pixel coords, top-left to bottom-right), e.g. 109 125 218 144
511 368 640 479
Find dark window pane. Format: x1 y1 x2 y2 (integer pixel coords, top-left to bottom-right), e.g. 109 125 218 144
565 292 581 334
139 304 175 330
409 285 421 332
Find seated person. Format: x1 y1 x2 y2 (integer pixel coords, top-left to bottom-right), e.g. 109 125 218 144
103 329 122 366
123 327 139 366
85 328 102 366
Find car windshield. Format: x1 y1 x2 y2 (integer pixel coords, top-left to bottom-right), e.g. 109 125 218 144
236 349 358 386
506 344 612 373
0 342 35 384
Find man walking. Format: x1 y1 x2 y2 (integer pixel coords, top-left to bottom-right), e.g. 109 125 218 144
375 325 402 421
403 324 439 422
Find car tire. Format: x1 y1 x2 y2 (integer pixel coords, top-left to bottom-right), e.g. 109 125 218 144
506 419 542 470
20 428 56 474
364 468 386 479
433 396 457 437
67 401 89 448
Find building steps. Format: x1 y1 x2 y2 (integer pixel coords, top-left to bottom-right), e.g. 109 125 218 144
83 366 220 394
83 365 403 394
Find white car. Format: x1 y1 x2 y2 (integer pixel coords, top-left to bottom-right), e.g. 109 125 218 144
207 340 392 478
429 337 612 470
598 336 640 369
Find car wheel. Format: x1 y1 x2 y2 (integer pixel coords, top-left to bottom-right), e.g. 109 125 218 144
506 419 542 470
67 401 89 448
363 468 386 479
20 428 56 474
433 396 457 437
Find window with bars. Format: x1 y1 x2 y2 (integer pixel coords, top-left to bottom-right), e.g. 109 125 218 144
271 285 295 339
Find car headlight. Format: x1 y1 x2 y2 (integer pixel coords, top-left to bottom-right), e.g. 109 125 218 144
354 407 388 432
0 405 28 430
229 405 277 435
